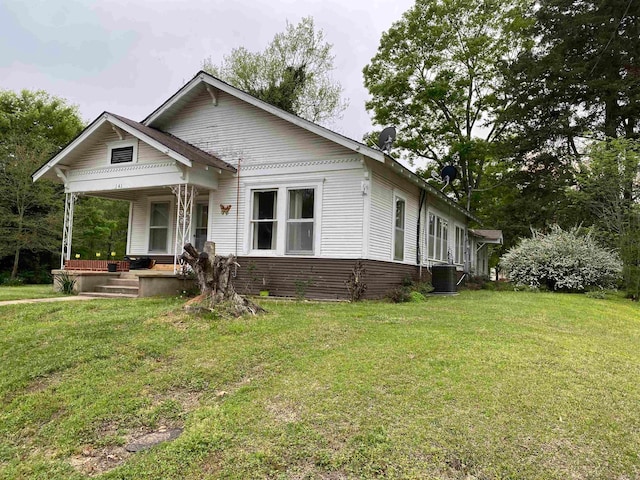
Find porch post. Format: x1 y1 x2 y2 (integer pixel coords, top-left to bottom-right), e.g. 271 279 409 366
171 184 198 273
61 193 78 269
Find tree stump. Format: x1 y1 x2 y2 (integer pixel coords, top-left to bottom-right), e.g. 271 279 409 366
179 242 265 316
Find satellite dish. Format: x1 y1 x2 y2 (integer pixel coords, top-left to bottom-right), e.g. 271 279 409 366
439 165 458 192
377 126 396 153
441 165 458 183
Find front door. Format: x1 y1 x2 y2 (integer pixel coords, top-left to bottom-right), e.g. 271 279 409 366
194 202 209 251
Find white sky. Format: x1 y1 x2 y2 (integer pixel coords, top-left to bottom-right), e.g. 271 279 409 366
0 0 415 143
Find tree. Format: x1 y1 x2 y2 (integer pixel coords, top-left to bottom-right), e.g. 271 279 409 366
72 197 130 260
203 16 347 125
0 90 84 280
363 0 531 212
506 0 640 150
575 138 640 299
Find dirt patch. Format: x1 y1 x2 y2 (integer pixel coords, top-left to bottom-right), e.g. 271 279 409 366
265 396 302 423
69 445 131 477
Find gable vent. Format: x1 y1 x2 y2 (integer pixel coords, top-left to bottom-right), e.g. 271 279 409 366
111 146 134 164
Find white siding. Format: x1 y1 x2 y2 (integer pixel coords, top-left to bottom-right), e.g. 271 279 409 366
209 161 364 259
68 123 168 171
162 88 355 167
127 194 175 256
368 163 420 264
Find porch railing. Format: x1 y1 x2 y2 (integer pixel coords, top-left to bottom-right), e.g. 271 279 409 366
63 260 130 272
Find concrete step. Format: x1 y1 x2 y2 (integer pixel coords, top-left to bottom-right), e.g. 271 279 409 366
78 292 138 299
95 285 140 295
119 272 139 279
108 278 140 287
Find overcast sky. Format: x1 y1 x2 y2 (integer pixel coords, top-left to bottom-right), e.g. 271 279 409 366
0 0 415 143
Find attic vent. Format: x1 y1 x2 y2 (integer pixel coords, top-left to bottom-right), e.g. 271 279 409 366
111 146 134 164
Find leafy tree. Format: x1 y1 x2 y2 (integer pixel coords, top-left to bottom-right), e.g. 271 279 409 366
203 16 347 124
363 0 531 212
506 0 640 151
575 138 640 298
72 197 129 260
0 90 84 280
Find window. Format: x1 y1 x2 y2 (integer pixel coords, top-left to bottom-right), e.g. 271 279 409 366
111 146 134 164
455 226 465 264
427 212 449 261
393 197 405 261
287 188 314 254
428 213 435 259
252 190 277 250
149 202 170 252
194 203 208 251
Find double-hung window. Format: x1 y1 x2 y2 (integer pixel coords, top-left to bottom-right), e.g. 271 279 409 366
252 190 277 250
455 225 465 265
149 202 170 252
287 188 315 254
428 213 436 259
428 212 449 261
393 196 406 261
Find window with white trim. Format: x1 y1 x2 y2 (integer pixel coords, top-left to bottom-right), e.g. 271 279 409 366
286 188 315 254
455 225 465 264
149 202 170 252
428 213 435 259
393 196 406 261
428 212 449 261
251 190 277 250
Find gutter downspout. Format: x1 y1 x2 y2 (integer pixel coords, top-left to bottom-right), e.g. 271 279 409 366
235 157 241 257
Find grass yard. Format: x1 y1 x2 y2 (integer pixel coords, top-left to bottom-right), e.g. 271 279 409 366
0 291 639 479
0 284 61 301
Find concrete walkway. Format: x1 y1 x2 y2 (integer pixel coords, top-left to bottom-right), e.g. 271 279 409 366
0 296 101 306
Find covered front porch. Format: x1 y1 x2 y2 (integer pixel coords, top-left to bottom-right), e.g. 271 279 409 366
32 111 236 296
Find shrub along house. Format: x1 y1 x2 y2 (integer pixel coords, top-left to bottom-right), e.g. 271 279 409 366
34 71 500 299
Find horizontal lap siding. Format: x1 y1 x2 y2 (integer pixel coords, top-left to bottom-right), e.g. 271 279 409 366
162 89 354 167
369 165 420 264
67 123 173 171
209 176 243 255
210 166 364 258
320 167 363 258
233 257 431 300
127 195 176 256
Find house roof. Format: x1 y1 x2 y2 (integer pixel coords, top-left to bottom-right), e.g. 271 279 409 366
143 70 479 222
32 111 236 182
108 113 235 172
470 229 503 244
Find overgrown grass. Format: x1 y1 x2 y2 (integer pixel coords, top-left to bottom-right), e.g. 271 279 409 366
0 291 639 479
0 284 61 301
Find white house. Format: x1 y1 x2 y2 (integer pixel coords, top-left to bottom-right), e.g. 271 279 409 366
34 71 501 299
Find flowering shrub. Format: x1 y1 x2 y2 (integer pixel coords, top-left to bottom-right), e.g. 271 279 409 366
500 226 622 292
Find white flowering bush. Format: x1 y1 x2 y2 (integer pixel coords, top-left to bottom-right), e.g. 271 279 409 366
500 226 622 291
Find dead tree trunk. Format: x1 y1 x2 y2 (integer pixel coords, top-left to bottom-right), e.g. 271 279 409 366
180 242 265 316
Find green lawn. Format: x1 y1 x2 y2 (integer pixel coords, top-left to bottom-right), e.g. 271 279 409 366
0 291 639 479
0 284 61 301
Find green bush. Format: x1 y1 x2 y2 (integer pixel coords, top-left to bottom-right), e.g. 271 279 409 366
386 287 412 303
500 226 622 292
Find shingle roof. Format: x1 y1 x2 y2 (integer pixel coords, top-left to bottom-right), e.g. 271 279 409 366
108 112 236 173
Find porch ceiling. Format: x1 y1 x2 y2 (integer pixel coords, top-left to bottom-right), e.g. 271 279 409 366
82 185 194 201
